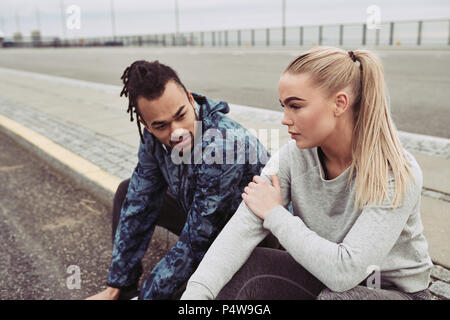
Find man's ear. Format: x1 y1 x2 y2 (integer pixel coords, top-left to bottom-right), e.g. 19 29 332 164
334 91 350 117
187 91 195 106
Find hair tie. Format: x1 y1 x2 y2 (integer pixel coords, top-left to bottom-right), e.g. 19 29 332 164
348 51 357 62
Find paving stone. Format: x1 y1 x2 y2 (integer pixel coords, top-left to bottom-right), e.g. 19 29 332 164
431 265 450 283
429 281 450 300
0 97 140 181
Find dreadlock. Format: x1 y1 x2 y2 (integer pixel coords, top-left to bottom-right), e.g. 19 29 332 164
120 60 188 144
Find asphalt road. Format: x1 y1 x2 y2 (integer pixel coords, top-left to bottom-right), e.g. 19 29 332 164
0 46 449 138
0 131 167 299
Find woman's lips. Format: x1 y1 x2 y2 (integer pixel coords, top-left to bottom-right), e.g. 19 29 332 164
289 131 301 139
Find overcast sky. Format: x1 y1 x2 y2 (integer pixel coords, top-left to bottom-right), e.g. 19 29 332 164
0 0 449 39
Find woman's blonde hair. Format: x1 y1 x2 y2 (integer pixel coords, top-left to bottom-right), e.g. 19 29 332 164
285 46 414 209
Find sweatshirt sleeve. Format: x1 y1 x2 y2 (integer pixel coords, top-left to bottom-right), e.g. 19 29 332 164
181 144 292 300
262 173 422 292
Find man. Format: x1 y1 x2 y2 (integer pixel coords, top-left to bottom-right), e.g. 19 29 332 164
86 60 271 300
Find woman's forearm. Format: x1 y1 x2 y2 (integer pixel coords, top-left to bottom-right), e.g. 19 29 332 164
181 201 268 300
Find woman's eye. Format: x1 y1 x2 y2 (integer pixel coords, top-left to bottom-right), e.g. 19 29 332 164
290 105 302 110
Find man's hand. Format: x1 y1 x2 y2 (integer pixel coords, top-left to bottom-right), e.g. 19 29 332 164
242 175 282 220
85 286 120 300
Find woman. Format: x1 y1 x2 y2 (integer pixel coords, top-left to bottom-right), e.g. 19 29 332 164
180 47 433 300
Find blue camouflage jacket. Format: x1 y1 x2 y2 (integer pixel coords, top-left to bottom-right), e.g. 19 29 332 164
107 93 270 299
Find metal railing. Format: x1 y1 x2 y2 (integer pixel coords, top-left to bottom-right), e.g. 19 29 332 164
2 18 449 48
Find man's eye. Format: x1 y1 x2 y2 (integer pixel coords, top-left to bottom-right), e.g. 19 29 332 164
156 124 167 130
177 112 187 120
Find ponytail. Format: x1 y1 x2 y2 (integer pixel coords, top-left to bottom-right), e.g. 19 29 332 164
350 50 414 209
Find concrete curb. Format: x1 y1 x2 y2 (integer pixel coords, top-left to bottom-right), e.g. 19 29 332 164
0 114 120 212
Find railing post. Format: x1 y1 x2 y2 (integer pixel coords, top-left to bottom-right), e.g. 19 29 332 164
238 29 241 46
376 28 380 46
389 21 395 45
362 23 367 46
282 26 286 46
212 31 216 46
318 25 323 45
417 21 423 46
266 28 270 46
200 32 204 46
448 20 450 45
225 30 228 46
299 26 303 46
339 24 343 46
251 29 255 46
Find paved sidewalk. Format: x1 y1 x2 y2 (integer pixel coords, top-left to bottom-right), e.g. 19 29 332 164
0 67 449 299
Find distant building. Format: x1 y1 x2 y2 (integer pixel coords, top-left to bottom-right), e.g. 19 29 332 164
13 32 23 43
31 30 42 47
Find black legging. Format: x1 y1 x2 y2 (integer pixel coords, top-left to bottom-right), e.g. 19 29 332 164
111 178 187 244
216 247 432 300
216 247 326 300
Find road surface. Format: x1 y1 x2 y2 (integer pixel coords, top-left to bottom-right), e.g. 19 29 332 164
0 131 166 299
0 46 449 138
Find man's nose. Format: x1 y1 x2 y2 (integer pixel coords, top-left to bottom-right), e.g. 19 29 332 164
170 120 186 133
171 127 189 142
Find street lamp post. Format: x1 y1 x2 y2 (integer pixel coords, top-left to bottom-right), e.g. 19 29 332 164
35 6 41 31
15 11 20 34
282 0 286 46
110 0 117 40
60 0 66 41
175 0 180 34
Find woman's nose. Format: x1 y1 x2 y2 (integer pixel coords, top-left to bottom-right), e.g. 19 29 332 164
281 112 293 126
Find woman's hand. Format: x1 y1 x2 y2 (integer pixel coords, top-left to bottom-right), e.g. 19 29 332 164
242 175 282 220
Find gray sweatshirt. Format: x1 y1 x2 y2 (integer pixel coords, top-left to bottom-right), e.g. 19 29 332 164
181 140 433 299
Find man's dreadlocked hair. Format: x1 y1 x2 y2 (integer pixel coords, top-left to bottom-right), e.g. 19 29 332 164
120 60 188 144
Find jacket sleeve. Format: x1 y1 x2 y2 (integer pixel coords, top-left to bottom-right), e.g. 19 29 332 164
107 133 167 289
138 160 249 299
